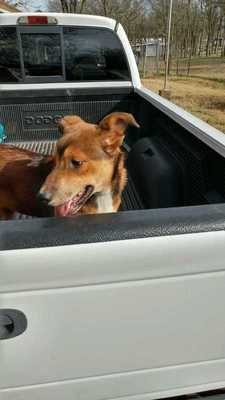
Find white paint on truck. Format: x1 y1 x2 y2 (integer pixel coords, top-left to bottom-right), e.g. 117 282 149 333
1 231 225 399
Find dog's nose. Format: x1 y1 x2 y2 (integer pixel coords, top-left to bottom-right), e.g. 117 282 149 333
37 190 52 203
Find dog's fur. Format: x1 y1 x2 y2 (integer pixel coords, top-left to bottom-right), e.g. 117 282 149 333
0 145 53 219
0 112 139 220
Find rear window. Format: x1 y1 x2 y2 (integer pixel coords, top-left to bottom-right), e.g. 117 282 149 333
21 33 62 77
0 26 130 83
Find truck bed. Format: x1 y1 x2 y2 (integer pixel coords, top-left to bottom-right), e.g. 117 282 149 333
2 89 225 222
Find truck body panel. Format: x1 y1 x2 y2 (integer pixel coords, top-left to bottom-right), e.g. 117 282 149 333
2 231 225 399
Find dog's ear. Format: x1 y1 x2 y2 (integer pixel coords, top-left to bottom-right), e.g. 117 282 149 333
99 112 139 156
28 155 54 168
58 116 83 135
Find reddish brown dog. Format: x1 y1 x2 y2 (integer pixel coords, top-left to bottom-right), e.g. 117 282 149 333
0 112 139 220
0 146 53 219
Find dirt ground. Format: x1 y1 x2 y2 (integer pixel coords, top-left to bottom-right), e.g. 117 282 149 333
142 57 225 133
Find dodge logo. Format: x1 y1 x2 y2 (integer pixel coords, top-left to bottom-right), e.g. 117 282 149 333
24 115 63 127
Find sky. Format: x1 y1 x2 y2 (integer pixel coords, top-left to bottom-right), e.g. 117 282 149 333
25 0 48 11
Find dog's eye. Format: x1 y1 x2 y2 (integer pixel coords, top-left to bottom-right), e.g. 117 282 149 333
70 159 83 168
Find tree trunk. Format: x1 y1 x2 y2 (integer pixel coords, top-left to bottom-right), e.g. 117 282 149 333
214 16 223 55
101 0 108 16
176 56 179 75
60 0 69 13
59 0 87 13
206 34 211 56
79 0 86 13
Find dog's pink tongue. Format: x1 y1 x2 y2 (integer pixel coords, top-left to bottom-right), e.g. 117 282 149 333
55 199 73 217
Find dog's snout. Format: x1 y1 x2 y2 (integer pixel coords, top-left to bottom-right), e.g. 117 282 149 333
38 190 52 203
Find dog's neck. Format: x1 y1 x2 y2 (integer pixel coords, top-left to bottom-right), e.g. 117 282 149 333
95 191 114 213
80 151 127 214
95 151 126 213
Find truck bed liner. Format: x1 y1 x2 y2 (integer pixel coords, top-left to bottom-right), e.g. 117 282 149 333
11 140 144 219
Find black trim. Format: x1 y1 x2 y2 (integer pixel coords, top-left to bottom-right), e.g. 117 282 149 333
1 204 225 251
60 25 66 81
22 76 65 84
18 25 64 84
114 21 119 32
18 26 60 34
16 26 25 81
0 309 27 340
0 87 133 102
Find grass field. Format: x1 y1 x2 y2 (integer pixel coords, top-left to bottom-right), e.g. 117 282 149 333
142 57 225 133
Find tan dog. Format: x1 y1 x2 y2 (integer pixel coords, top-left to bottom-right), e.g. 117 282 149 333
0 112 139 219
40 112 139 216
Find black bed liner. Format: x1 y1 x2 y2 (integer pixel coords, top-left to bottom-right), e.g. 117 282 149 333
11 140 144 219
164 389 225 400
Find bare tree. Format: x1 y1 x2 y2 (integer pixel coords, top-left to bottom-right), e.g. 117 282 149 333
4 0 29 10
47 0 148 42
45 0 225 67
48 0 87 13
146 0 225 75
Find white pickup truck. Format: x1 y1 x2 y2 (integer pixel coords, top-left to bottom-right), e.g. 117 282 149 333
1 12 225 400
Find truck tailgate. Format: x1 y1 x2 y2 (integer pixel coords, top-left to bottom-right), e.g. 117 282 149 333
1 228 225 399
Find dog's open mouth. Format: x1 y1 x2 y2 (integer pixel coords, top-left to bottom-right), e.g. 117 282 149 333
54 185 94 217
